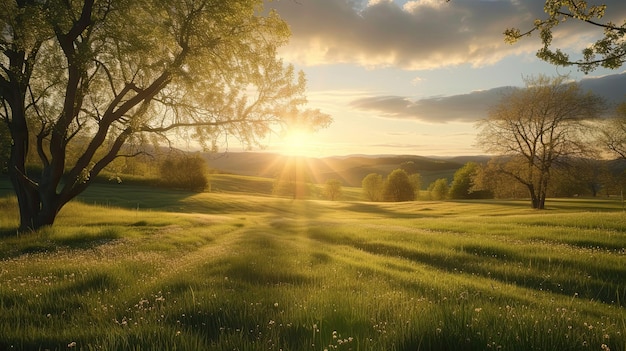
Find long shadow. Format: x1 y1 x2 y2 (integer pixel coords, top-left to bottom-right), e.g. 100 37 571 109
343 202 423 219
309 230 626 306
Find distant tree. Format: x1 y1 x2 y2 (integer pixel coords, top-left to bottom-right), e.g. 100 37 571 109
504 1 626 73
448 162 479 199
273 158 311 199
428 178 449 201
383 169 415 202
362 173 384 201
324 179 343 201
409 173 422 199
600 102 626 159
400 161 418 174
1 0 331 231
473 160 525 199
159 154 209 192
272 178 311 199
476 75 604 209
550 158 609 197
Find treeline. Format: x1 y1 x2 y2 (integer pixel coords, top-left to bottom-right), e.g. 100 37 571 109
360 159 626 202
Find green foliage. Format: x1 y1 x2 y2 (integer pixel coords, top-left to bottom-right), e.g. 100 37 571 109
505 1 625 73
428 178 450 200
361 173 383 201
323 179 342 201
0 189 625 350
1 0 331 230
449 162 480 199
383 169 415 202
159 154 209 192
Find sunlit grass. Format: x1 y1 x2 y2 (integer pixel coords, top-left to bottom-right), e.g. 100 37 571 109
0 187 624 350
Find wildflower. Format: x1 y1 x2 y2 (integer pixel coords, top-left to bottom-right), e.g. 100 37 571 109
68 341 77 348
601 344 610 351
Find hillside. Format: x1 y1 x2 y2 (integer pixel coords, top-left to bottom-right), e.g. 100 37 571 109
204 152 490 188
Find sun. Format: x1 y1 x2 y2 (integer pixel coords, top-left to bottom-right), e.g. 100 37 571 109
279 129 315 157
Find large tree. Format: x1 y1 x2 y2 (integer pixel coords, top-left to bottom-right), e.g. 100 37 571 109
1 0 330 231
504 0 626 73
476 75 604 209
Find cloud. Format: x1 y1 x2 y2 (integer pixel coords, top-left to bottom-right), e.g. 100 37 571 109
350 87 514 123
349 72 626 123
270 0 626 70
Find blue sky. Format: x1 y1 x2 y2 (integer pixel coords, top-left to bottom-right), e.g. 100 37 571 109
262 0 626 157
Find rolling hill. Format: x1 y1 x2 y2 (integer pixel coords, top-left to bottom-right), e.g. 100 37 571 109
204 152 490 188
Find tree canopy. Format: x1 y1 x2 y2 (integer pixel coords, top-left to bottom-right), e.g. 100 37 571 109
476 75 605 209
362 173 383 202
383 169 415 202
504 0 626 73
1 0 330 230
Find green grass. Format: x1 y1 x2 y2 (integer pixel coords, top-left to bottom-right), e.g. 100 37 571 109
0 183 624 350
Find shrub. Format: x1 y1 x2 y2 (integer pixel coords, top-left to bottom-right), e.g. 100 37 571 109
159 154 209 191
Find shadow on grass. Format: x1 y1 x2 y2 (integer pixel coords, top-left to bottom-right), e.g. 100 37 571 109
343 202 420 219
309 229 626 307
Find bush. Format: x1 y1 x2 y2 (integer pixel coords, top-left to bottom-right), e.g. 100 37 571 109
362 173 384 201
158 154 209 191
324 179 342 201
383 169 415 202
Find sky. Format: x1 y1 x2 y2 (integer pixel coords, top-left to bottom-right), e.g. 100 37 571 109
258 0 626 157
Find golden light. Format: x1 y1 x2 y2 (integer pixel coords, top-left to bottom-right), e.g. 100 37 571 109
279 129 315 157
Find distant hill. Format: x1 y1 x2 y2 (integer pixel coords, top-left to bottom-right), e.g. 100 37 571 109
204 152 491 188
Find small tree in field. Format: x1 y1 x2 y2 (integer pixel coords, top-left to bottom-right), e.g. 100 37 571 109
428 178 449 201
383 169 415 202
362 173 384 202
449 162 479 199
476 75 604 209
1 0 330 231
324 179 342 201
159 154 208 192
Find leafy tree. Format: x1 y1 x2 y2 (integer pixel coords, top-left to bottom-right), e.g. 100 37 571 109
476 75 604 209
504 1 626 73
400 161 418 174
323 179 342 201
600 102 626 159
428 178 449 201
383 169 415 202
1 0 330 231
409 173 422 199
473 160 526 199
159 154 208 192
448 162 479 199
273 157 311 199
362 173 383 201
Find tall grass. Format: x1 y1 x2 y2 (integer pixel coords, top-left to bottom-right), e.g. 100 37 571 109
0 188 624 350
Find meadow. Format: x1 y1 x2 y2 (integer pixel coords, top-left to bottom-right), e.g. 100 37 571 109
0 180 624 350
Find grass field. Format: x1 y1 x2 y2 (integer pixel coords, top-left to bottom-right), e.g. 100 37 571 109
0 181 625 350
